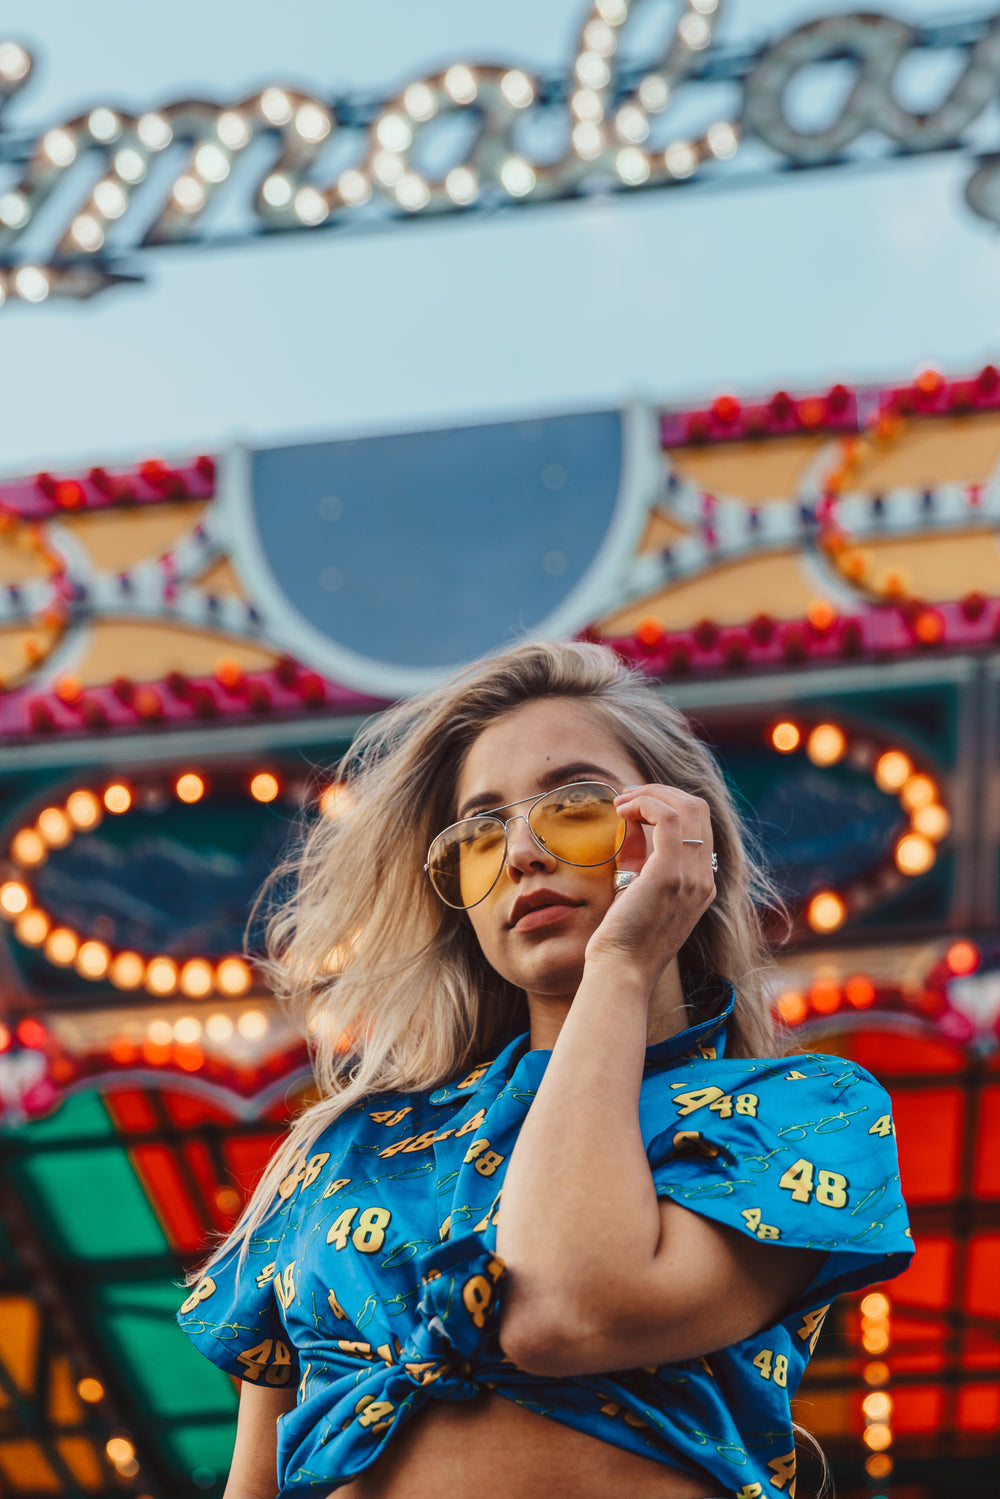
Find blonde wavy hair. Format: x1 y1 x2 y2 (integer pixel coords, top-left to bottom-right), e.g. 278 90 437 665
200 639 788 1272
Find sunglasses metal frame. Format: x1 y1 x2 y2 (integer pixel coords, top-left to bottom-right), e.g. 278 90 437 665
424 779 624 910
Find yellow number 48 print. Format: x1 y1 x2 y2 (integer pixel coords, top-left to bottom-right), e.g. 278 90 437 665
778 1157 848 1207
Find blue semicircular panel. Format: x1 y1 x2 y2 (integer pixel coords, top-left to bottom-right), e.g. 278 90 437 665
248 411 623 671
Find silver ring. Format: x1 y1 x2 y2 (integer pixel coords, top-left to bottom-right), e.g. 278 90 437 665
711 852 718 873
613 870 637 892
681 839 704 845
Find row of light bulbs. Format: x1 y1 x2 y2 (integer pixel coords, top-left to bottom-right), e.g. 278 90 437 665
775 939 978 1027
859 1292 895 1482
0 885 253 997
6 770 282 870
769 721 950 934
147 1008 269 1046
0 2 731 303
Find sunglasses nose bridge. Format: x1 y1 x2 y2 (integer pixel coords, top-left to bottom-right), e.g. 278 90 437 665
502 809 552 864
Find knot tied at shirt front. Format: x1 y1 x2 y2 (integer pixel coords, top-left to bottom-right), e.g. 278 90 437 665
397 1236 507 1401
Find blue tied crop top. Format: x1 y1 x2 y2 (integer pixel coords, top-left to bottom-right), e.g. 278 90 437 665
177 980 913 1498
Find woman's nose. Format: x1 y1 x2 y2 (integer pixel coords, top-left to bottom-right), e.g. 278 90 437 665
504 814 558 877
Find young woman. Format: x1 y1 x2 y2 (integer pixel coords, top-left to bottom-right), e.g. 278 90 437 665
178 640 912 1499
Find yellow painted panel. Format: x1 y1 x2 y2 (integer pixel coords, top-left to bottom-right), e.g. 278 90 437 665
599 551 817 633
666 436 828 502
0 623 60 691
0 1296 39 1395
55 1437 104 1492
0 1438 62 1491
637 506 690 555
0 530 52 583
194 556 247 598
76 620 279 686
59 501 208 572
853 530 1000 602
47 1354 82 1426
852 412 1000 489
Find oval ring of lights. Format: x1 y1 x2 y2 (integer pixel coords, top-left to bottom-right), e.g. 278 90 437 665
0 768 292 997
766 716 951 936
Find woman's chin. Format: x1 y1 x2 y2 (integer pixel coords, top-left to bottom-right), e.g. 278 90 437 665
506 947 588 999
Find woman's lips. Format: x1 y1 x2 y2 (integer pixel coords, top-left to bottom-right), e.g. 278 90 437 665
511 903 581 932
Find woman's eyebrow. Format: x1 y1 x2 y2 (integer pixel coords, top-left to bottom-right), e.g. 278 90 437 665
457 763 618 820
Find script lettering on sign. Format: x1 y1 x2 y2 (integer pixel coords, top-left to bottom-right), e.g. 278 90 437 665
1 3 998 307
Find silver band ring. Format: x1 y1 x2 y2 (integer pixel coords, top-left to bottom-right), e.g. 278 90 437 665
681 839 704 845
613 870 637 892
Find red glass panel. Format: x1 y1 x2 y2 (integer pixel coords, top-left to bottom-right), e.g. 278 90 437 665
892 1088 963 1204
162 1090 233 1127
966 1233 1000 1317
129 1143 207 1254
183 1139 232 1232
962 1328 1000 1370
104 1089 157 1133
223 1134 282 1196
957 1383 1000 1431
850 1030 965 1075
890 1349 946 1374
972 1086 1000 1198
891 1384 944 1433
890 1235 954 1310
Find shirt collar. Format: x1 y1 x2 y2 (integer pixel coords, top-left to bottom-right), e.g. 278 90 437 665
428 974 735 1104
640 974 735 1068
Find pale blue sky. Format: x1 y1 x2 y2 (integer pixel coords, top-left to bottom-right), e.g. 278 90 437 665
0 0 998 473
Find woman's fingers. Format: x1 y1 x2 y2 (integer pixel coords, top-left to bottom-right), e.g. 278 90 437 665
613 787 714 890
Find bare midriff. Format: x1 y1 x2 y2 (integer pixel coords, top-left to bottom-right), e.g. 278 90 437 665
325 1392 720 1499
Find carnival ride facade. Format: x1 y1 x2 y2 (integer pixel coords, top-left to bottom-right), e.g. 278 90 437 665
0 368 996 1498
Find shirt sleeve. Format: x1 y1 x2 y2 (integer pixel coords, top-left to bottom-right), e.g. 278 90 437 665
176 1219 298 1388
646 1055 914 1314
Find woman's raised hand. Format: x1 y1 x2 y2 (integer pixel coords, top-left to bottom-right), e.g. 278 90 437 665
584 784 716 989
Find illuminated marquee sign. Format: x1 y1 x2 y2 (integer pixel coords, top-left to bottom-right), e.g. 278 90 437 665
0 1 999 307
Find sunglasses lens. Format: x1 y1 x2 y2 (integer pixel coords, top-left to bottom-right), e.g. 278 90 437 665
427 816 506 908
528 782 624 867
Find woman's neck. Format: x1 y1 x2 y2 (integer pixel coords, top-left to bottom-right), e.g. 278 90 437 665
526 957 688 1051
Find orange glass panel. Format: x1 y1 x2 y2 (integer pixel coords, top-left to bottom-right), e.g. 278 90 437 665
788 1389 852 1436
892 1088 963 1203
850 1030 965 1075
0 1296 39 1394
966 1233 1000 1317
47 1354 82 1424
55 1436 104 1492
0 1439 61 1491
890 1236 954 1310
973 1086 1000 1197
891 1384 944 1433
957 1384 1000 1432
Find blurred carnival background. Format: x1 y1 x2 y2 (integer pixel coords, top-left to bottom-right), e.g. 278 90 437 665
0 1 998 1496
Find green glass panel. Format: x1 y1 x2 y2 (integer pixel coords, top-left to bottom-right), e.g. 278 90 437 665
159 1418 237 1483
14 1145 167 1258
92 1281 238 1420
11 1090 115 1143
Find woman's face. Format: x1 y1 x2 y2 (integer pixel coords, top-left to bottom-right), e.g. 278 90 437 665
453 696 646 1001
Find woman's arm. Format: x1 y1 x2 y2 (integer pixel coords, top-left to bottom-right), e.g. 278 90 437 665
223 1380 296 1499
495 787 823 1376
